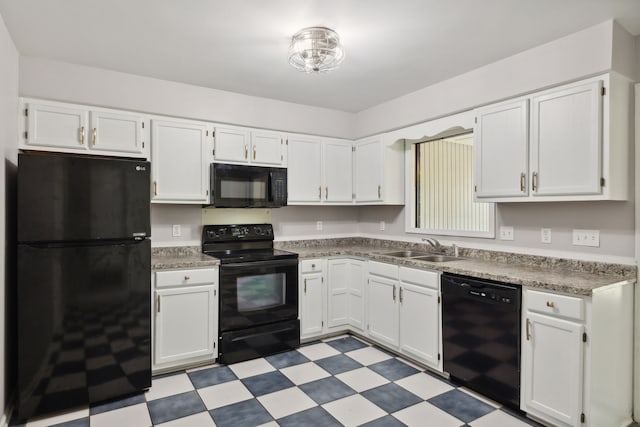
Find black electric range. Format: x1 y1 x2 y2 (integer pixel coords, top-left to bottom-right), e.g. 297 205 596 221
202 224 300 364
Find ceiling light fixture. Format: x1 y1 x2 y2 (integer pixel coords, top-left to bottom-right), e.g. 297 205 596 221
288 26 345 73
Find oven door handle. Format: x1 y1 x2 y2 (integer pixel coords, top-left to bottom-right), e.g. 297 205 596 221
222 259 298 268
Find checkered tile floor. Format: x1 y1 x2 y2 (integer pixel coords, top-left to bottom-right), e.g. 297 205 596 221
11 335 543 427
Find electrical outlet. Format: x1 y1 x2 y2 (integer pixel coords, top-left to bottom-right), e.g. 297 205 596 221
379 221 385 231
172 224 181 237
499 226 514 240
541 228 552 244
316 221 323 231
572 229 600 247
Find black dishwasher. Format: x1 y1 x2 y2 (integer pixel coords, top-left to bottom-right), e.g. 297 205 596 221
441 273 521 408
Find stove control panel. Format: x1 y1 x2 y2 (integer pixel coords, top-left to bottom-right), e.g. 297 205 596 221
203 224 274 242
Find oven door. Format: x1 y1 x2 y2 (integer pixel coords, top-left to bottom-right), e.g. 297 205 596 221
219 258 298 332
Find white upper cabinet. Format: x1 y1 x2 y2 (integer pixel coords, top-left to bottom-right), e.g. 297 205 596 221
251 130 286 166
213 126 251 163
21 98 149 159
288 135 323 203
90 110 146 155
151 118 211 203
214 125 285 166
474 74 631 202
530 81 602 196
323 139 353 203
287 135 353 205
474 99 529 198
354 134 404 204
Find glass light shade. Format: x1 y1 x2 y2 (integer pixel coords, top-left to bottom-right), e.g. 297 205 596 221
288 27 345 73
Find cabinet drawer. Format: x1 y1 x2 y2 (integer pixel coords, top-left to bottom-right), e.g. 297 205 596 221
300 259 323 274
155 268 217 288
399 267 439 289
369 261 398 279
526 289 584 321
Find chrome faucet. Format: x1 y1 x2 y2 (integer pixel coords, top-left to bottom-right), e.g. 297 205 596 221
422 237 443 254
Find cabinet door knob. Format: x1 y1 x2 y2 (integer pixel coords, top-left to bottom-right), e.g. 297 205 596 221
184 275 190 281
546 300 555 308
311 263 315 269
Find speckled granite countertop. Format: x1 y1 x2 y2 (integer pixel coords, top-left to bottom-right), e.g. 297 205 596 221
151 246 219 270
276 238 636 296
150 239 636 296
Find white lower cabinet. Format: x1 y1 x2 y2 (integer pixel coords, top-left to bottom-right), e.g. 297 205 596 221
299 259 325 339
327 259 365 332
521 285 633 427
367 262 442 370
398 267 441 370
367 263 400 348
153 268 218 371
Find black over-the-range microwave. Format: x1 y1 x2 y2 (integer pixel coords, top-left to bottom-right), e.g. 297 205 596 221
208 163 288 208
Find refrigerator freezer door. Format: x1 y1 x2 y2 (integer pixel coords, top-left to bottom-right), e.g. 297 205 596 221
16 239 151 419
18 152 151 243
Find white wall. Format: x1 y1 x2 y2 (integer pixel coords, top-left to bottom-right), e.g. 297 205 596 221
0 11 18 425
18 57 355 139
354 20 616 138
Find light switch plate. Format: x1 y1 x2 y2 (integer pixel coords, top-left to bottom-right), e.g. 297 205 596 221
541 228 551 244
172 224 181 237
572 229 600 247
499 226 514 240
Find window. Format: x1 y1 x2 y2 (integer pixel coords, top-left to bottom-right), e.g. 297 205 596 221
410 131 495 238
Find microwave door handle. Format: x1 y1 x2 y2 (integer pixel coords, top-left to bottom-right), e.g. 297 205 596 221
268 171 275 202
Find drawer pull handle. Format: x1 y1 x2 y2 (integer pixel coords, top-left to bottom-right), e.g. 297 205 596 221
526 318 531 340
184 275 190 280
311 263 315 269
546 301 555 308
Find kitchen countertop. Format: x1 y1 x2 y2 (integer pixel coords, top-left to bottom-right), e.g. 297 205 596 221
150 240 636 296
277 239 637 296
151 246 219 270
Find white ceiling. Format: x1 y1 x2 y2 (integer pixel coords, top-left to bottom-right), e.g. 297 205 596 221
0 0 639 112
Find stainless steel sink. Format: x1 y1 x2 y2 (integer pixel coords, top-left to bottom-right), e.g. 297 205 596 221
412 254 465 262
380 250 431 258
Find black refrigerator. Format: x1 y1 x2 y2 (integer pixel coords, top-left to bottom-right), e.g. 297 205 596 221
15 152 152 420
